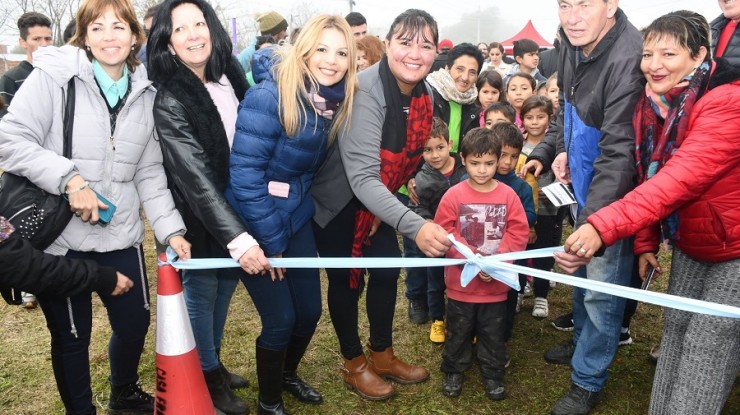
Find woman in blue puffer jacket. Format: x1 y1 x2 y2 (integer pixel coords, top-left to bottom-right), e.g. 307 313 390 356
225 15 357 414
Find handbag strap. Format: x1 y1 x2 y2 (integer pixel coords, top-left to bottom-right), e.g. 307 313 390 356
62 78 76 158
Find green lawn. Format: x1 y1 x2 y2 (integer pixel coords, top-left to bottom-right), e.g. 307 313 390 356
0 228 737 414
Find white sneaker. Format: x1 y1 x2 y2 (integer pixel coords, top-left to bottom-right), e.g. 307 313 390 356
515 293 523 313
532 297 549 318
21 292 37 309
523 281 533 297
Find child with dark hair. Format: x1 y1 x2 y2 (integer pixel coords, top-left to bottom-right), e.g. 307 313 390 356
434 126 529 401
506 38 546 85
407 117 465 344
544 72 559 112
476 70 503 127
488 123 537 337
483 102 516 128
411 117 468 344
505 72 536 130
520 95 558 318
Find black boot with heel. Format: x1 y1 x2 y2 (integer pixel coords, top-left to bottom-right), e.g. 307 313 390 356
282 334 323 404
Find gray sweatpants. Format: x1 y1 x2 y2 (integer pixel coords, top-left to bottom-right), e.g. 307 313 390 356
649 249 740 415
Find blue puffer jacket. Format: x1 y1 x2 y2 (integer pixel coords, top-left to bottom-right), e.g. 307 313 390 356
225 48 331 256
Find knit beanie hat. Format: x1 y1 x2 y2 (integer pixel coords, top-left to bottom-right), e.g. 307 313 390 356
258 11 288 36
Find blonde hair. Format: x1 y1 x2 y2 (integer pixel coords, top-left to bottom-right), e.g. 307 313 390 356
69 0 145 71
276 15 357 144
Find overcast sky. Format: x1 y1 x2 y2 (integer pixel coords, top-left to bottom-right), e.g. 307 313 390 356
219 0 721 43
0 0 723 51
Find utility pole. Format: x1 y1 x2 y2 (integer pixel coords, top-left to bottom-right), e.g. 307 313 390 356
349 0 355 13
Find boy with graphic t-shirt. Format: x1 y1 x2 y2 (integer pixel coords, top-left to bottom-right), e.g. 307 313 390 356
434 127 529 401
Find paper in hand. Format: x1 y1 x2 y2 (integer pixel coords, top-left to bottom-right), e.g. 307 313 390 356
542 182 577 206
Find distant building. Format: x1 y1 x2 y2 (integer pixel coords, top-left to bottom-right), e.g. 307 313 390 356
0 49 26 77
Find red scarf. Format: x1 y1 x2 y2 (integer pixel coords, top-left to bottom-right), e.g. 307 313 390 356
349 56 432 288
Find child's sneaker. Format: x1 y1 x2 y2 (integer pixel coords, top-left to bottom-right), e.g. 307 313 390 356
21 292 37 309
442 373 463 397
551 312 574 331
532 297 549 318
619 327 633 346
484 378 505 401
515 293 523 313
523 281 533 297
430 320 446 344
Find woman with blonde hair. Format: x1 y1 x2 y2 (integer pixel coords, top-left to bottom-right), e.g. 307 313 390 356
0 0 190 413
225 14 357 414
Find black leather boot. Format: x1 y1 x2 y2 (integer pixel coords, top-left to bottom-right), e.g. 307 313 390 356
216 347 250 389
256 340 290 415
203 367 249 415
108 380 154 415
282 334 323 404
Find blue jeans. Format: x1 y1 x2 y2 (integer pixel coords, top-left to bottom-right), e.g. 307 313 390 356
182 267 240 371
240 222 322 350
571 237 633 392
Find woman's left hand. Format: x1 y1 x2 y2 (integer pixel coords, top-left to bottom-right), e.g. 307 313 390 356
554 223 604 273
169 235 192 260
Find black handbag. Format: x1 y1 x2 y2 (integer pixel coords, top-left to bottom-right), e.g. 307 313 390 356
0 77 76 251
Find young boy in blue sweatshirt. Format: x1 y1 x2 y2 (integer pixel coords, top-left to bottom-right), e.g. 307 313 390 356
489 123 537 342
411 117 467 344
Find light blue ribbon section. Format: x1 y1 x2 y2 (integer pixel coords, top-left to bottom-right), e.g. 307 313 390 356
162 244 740 319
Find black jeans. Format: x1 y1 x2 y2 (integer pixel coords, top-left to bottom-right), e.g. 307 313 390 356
313 200 400 359
441 298 508 381
38 246 150 415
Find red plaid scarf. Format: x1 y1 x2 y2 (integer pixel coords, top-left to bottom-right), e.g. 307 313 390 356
349 56 432 288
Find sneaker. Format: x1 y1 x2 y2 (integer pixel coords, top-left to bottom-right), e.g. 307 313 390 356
108 381 154 415
442 373 463 397
21 292 37 309
484 378 505 401
544 341 575 365
515 293 523 313
430 320 445 344
523 281 533 297
407 298 428 324
532 297 549 318
550 383 603 415
618 327 633 346
551 312 574 331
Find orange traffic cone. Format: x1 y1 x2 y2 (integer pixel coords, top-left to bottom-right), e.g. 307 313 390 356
154 253 215 415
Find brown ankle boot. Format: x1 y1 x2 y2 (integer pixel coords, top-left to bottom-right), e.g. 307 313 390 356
341 355 395 401
366 344 430 385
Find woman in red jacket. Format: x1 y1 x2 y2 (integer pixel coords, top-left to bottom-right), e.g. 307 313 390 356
556 11 740 415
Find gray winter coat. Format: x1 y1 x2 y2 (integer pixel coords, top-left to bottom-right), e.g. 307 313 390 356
0 46 184 253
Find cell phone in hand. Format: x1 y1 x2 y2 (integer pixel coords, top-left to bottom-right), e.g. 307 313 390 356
641 266 657 290
94 191 116 225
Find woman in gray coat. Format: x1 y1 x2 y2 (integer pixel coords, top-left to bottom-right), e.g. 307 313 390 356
0 0 189 414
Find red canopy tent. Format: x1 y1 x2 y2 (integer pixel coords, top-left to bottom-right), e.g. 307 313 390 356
500 20 554 54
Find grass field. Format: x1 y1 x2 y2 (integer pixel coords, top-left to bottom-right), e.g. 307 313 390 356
0 227 738 414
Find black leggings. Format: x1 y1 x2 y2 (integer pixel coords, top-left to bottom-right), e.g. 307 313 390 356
38 246 150 415
313 201 400 359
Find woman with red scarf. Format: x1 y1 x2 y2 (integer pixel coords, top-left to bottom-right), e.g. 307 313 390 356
556 11 740 415
311 9 451 401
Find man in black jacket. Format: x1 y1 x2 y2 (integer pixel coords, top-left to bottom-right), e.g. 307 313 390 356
0 216 132 303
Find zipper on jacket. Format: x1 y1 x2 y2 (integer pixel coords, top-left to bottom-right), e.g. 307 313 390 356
8 204 34 222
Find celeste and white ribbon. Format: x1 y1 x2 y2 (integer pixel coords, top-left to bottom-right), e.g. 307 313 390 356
161 240 740 319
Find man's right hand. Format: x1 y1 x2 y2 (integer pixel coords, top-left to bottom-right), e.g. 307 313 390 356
415 222 451 257
552 152 571 184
